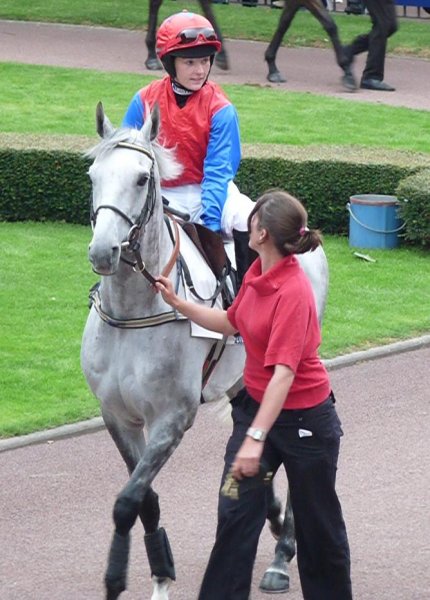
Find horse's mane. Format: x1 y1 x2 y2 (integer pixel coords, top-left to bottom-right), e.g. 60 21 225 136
85 128 183 182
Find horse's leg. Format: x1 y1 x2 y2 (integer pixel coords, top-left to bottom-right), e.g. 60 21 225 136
104 413 193 600
139 488 175 600
306 0 346 68
265 0 300 83
146 0 163 70
110 445 170 593
260 488 296 594
198 0 230 70
305 0 357 89
266 481 284 540
103 421 148 600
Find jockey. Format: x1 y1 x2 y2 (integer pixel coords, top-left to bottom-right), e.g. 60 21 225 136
122 10 255 286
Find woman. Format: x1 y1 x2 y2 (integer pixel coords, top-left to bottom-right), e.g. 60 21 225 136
122 10 255 284
155 189 352 600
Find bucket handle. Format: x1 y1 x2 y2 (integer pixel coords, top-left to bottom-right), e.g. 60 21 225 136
347 203 406 235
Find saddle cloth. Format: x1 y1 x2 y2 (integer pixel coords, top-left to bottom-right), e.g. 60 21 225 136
177 227 236 341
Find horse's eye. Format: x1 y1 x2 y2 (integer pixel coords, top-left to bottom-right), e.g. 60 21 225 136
137 175 148 187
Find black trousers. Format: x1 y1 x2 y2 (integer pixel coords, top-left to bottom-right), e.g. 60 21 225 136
349 0 398 81
198 389 352 600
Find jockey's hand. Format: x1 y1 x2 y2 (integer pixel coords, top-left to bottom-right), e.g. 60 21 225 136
231 436 264 481
154 275 178 308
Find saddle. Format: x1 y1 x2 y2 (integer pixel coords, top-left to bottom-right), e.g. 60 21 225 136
162 199 236 306
182 222 230 281
162 197 231 280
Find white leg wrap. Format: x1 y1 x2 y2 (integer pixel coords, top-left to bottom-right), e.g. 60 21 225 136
151 576 172 600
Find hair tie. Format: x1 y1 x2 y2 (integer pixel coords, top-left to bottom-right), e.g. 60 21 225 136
299 226 309 236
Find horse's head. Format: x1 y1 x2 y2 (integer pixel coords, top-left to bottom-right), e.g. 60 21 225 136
86 102 182 276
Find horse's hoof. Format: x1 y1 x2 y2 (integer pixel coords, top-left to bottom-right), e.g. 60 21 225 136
259 568 290 594
145 57 163 71
105 580 126 600
267 72 287 84
215 52 230 71
341 69 357 92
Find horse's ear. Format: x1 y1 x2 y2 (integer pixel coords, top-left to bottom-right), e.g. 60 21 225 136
140 102 160 143
150 103 160 141
96 101 115 138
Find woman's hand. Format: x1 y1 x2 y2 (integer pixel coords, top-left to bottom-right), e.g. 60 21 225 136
154 275 179 308
231 437 264 481
155 275 235 334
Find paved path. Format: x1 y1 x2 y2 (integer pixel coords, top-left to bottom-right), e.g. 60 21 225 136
1 343 430 599
1 19 430 111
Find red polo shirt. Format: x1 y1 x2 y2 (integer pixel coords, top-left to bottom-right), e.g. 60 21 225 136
227 255 330 409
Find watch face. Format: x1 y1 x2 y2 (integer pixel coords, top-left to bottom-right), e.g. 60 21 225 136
247 427 265 441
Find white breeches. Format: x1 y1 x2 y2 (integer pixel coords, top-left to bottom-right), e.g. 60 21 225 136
161 181 254 239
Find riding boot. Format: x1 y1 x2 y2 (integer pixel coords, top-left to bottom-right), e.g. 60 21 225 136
232 229 258 291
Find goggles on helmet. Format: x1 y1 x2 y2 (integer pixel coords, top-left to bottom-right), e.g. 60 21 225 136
176 27 217 44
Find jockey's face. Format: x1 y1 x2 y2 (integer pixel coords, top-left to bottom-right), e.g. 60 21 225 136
174 56 212 91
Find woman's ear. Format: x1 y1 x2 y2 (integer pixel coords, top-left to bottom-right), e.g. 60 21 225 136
257 228 268 245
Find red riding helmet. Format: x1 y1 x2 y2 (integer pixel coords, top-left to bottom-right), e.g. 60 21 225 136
156 11 222 61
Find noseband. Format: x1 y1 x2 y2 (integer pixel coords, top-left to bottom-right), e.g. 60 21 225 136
90 141 179 285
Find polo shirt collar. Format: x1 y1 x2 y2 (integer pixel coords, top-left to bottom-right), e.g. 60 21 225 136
246 255 299 295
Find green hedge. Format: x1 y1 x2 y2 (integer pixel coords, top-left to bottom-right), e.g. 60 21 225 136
396 169 430 246
0 150 92 224
1 139 430 241
235 158 413 233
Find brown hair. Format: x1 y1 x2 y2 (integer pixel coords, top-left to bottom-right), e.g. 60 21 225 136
247 189 323 256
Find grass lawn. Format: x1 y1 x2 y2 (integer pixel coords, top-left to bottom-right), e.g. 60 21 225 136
2 63 430 154
1 222 429 438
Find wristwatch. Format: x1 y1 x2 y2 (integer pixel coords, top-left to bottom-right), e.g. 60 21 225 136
246 427 267 442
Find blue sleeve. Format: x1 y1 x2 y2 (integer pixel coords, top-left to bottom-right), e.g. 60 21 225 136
122 92 145 128
200 104 242 232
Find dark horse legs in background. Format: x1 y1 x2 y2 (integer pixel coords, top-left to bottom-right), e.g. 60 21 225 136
265 0 355 89
145 0 230 71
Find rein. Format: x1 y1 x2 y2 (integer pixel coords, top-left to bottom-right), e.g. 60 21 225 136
129 215 180 285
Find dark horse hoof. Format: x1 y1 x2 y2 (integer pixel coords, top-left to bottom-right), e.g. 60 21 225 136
341 69 357 92
215 50 230 71
105 578 127 600
267 71 287 84
145 56 163 71
259 568 290 594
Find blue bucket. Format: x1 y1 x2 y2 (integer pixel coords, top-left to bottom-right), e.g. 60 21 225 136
347 194 405 249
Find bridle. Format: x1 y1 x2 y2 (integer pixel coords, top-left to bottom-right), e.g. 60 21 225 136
90 141 180 285
88 139 229 382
